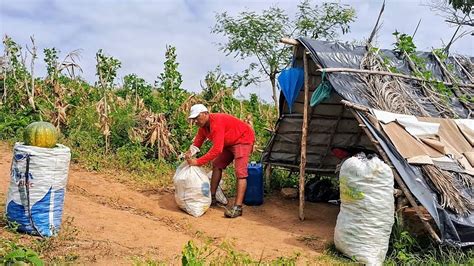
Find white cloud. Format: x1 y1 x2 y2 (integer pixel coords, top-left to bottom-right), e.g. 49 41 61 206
1 0 472 103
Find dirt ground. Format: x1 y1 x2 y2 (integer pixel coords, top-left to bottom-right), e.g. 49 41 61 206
0 143 340 264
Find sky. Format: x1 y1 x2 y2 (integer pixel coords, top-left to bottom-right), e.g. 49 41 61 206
1 0 473 103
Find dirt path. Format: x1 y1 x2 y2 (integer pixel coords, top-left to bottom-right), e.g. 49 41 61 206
0 143 339 264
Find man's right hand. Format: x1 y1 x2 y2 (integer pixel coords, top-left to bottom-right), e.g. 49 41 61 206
184 150 192 159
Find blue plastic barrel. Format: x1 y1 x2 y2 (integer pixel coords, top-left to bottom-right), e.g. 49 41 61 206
244 162 264 206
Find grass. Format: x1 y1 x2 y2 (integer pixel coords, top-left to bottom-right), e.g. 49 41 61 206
180 240 302 265
384 218 474 265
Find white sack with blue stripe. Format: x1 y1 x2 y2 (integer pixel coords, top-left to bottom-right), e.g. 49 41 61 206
5 143 71 237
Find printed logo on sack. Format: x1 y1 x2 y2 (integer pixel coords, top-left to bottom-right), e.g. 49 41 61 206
201 182 210 197
339 176 365 203
14 153 28 161
12 167 34 185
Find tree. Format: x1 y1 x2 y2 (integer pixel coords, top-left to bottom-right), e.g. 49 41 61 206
155 45 190 152
212 0 356 108
448 0 473 14
428 0 473 52
155 45 186 117
122 73 152 108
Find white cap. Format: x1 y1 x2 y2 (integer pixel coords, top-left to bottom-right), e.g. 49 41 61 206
188 104 208 119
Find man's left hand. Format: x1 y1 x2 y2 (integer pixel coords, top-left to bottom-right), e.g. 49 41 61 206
186 158 198 166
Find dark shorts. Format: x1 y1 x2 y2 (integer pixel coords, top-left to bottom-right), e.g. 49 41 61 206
212 144 253 179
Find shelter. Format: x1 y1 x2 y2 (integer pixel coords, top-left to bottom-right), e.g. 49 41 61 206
262 37 474 247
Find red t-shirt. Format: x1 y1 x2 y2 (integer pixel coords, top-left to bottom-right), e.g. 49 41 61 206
193 113 255 165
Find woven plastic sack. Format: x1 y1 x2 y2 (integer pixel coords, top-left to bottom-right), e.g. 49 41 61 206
334 153 394 266
207 171 228 205
5 143 71 237
173 162 211 217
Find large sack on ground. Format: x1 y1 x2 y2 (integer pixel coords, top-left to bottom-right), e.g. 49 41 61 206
207 171 228 205
5 142 71 237
173 162 211 217
334 153 394 266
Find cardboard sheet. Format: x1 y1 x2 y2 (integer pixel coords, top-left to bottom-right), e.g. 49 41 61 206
380 122 443 159
380 115 473 169
456 121 474 146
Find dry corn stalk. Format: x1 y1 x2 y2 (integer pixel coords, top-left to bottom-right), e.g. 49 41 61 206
175 94 201 131
207 87 234 113
41 83 70 130
359 48 430 116
96 96 111 153
130 108 176 159
243 113 253 128
50 98 70 129
421 165 473 215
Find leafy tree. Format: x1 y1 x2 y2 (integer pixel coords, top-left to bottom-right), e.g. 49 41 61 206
448 0 473 14
155 45 190 152
121 73 153 108
212 0 356 107
155 45 186 116
428 0 473 52
44 48 60 82
95 49 121 90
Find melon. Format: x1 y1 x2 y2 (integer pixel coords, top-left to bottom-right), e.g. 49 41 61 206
23 122 58 148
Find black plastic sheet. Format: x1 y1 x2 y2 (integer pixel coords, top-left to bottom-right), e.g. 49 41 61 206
298 37 471 118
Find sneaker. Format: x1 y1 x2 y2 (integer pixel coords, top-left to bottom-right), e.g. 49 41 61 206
224 205 242 218
211 196 226 207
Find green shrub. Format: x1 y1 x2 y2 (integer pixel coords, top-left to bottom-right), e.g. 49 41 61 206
0 107 38 141
0 240 44 266
109 102 137 148
385 217 474 265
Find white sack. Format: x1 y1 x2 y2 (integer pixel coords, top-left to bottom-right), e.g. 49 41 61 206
334 153 394 266
207 171 228 205
173 162 211 217
6 143 71 237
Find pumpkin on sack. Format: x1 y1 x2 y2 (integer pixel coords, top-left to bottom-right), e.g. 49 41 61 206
23 122 58 148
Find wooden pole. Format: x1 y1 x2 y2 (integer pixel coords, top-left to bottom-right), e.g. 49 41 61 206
318 67 474 88
299 51 310 221
264 163 272 192
280 37 299 46
342 101 442 243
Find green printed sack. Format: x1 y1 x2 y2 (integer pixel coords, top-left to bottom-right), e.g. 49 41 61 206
334 153 394 266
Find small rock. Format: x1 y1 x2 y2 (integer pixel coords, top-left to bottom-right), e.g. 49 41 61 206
281 187 298 199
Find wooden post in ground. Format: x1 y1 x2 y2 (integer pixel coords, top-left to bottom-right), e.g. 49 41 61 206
264 163 272 192
299 51 310 221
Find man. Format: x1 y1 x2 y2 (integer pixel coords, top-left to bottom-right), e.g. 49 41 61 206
185 104 255 218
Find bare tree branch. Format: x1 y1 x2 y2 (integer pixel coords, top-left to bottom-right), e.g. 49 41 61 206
368 0 385 46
